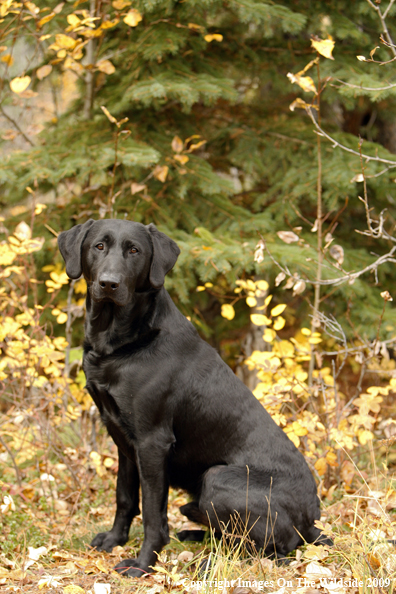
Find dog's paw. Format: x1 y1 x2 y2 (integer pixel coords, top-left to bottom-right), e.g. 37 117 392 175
91 531 127 552
114 558 151 578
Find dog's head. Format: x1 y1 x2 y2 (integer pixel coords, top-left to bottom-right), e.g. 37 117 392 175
58 219 180 306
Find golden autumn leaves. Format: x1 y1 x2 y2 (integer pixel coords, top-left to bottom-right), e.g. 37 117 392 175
7 2 224 95
287 36 335 111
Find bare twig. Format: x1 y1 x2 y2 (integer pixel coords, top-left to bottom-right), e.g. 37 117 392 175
366 0 396 57
261 233 396 287
0 103 35 146
334 78 396 92
305 105 396 167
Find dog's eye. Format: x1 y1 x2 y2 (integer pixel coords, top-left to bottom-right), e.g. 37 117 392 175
96 243 104 251
129 246 138 254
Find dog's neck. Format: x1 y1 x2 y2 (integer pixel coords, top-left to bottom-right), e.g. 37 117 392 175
84 287 166 356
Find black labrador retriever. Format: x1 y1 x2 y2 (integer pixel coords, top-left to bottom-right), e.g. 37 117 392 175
58 219 329 577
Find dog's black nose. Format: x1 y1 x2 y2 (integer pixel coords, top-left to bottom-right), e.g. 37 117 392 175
99 275 120 291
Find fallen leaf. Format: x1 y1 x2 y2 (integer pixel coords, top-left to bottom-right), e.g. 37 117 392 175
304 561 333 580
94 584 111 594
63 586 85 594
177 551 194 563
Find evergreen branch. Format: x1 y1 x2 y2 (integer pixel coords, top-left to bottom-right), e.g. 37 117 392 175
305 105 396 167
0 103 35 146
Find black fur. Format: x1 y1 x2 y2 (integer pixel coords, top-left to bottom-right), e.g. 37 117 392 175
58 219 330 577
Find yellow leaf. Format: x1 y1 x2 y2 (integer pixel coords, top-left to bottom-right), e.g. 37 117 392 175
263 328 276 342
311 37 335 60
100 19 119 30
290 97 314 112
271 303 286 317
34 203 47 215
196 286 205 292
63 586 85 594
25 1 40 14
325 450 338 467
101 105 117 124
113 0 131 8
255 280 269 292
171 136 184 153
358 429 374 445
56 313 68 324
264 294 272 307
67 14 81 28
36 64 52 80
188 23 204 31
221 304 235 320
246 296 257 307
123 8 142 27
174 154 189 164
153 165 169 183
55 34 77 50
251 314 271 326
308 336 322 345
314 457 327 476
37 13 55 28
287 72 316 94
10 76 31 94
204 34 223 42
97 59 115 74
1 53 13 66
186 139 207 152
273 316 285 331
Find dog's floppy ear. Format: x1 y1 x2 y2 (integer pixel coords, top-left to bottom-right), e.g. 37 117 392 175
147 224 180 289
58 219 95 279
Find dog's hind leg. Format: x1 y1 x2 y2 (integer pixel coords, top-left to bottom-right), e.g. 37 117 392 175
196 465 309 558
178 502 209 542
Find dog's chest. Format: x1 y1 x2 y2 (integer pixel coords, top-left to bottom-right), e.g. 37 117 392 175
84 353 137 452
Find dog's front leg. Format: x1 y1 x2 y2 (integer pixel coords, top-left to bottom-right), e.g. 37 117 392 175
91 450 139 552
114 436 170 578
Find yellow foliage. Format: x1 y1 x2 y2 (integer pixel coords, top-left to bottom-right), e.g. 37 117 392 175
221 304 235 320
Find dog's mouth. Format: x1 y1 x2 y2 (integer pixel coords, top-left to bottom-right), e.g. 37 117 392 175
90 282 130 307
